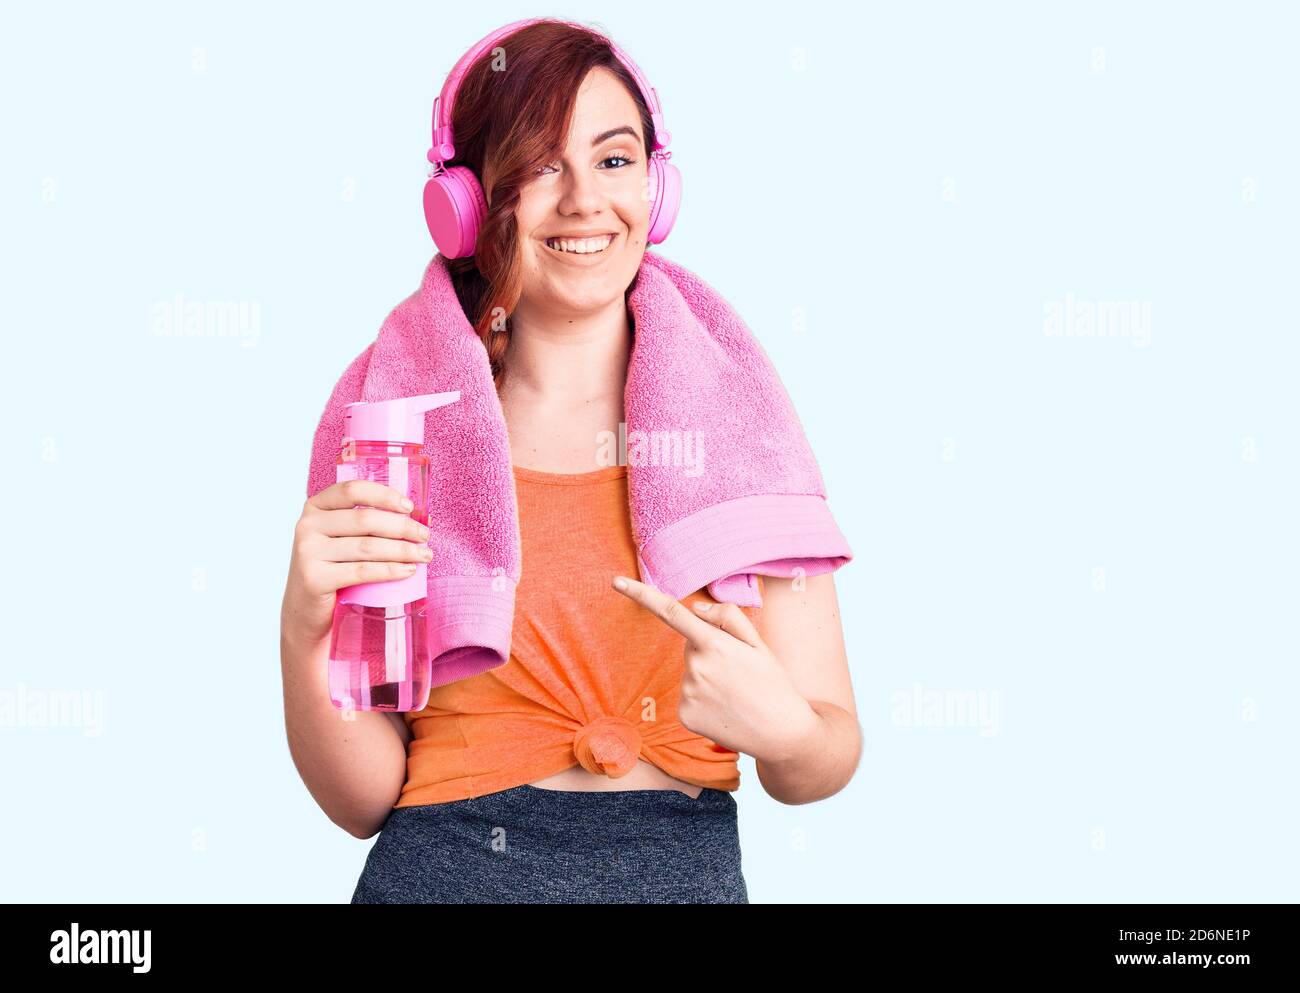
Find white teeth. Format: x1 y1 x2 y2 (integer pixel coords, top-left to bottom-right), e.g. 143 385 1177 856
546 234 615 254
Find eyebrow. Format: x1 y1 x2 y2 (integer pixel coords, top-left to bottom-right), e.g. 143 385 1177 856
591 126 638 146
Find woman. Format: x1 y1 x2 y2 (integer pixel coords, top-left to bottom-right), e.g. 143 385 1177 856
280 19 860 904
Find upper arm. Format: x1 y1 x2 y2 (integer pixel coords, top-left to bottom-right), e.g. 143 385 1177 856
752 572 857 722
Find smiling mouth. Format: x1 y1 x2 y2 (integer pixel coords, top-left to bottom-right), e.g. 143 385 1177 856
544 233 617 256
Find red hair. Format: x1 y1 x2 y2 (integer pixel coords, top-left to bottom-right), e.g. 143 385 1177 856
441 19 659 390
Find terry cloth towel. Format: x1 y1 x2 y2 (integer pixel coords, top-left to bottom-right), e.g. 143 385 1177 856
306 249 853 689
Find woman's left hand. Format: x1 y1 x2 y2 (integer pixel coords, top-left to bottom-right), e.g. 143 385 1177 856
611 574 820 763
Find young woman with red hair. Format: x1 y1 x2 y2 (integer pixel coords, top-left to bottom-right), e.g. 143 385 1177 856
281 19 859 903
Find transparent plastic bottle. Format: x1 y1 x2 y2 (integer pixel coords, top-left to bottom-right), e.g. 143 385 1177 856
326 392 459 713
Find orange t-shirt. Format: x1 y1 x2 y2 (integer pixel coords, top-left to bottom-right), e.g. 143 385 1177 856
393 462 763 807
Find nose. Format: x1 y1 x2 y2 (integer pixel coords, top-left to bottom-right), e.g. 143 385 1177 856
556 164 605 218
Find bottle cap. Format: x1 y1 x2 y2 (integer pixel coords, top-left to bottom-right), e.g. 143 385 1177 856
342 391 460 444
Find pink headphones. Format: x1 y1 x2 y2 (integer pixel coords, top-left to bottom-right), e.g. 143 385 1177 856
423 17 682 258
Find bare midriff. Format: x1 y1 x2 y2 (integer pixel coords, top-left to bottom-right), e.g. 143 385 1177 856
528 759 705 799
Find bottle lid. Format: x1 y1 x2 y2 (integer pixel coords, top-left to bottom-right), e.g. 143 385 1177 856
342 391 460 444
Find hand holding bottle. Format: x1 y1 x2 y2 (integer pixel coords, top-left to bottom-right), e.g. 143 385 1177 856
283 479 432 646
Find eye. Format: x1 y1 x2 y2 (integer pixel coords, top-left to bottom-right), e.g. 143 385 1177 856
533 154 637 176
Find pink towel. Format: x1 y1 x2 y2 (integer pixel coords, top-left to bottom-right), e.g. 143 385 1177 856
306 249 853 688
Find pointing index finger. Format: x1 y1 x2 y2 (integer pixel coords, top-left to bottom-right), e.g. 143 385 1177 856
612 575 720 650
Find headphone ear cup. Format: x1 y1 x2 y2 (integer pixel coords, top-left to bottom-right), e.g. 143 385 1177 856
423 165 488 258
645 154 682 246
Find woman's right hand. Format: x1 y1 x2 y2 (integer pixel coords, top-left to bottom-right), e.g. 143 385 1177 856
282 479 433 646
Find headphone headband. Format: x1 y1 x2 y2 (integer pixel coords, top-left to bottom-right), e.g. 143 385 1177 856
426 17 671 170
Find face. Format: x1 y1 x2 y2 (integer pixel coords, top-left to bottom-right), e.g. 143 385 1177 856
511 66 651 321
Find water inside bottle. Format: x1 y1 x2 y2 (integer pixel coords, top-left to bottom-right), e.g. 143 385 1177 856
327 599 431 712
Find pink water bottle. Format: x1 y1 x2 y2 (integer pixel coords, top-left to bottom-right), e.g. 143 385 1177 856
327 390 460 713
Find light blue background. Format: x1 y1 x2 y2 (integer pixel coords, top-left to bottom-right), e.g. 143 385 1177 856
2 0 1296 903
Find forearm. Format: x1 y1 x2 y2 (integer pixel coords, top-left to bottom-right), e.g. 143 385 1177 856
755 698 862 805
280 602 410 839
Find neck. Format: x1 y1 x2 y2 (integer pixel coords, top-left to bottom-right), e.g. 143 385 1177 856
501 295 631 405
